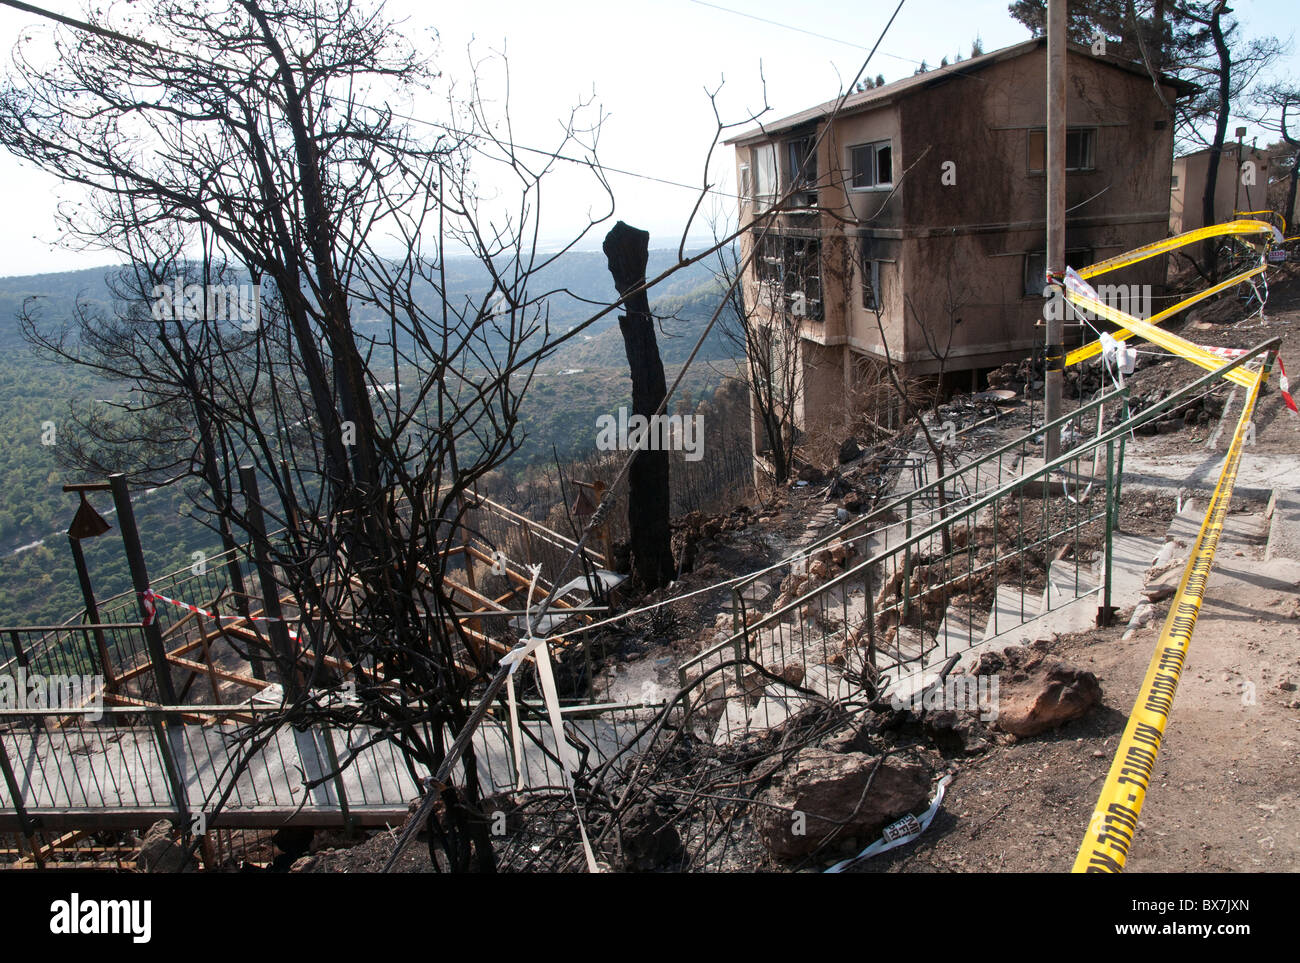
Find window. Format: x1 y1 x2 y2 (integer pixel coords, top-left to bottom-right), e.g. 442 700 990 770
752 144 777 209
1170 174 1179 189
750 229 823 321
756 231 782 284
783 235 823 320
862 259 883 310
1024 249 1093 298
784 136 817 190
739 162 751 206
860 237 884 310
1027 128 1095 173
849 140 893 190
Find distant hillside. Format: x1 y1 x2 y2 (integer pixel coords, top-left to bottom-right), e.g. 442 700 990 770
0 248 742 626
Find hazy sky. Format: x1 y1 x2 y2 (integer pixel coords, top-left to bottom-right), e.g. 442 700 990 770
0 0 1296 277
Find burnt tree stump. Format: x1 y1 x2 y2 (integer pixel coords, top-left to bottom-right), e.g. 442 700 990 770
603 221 675 589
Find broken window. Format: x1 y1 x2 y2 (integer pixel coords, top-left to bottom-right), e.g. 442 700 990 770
783 235 823 320
1024 248 1094 298
784 136 817 189
756 230 783 285
751 229 823 321
862 258 882 310
1028 128 1096 173
849 140 893 190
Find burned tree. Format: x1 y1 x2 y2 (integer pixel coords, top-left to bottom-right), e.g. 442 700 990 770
0 0 630 870
603 221 675 589
711 216 804 485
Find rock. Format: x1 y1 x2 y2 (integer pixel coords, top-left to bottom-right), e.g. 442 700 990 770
994 659 1102 737
808 560 829 579
838 437 862 464
137 819 197 873
798 465 826 484
753 748 930 860
1143 573 1180 603
769 663 805 687
925 708 991 754
829 539 849 566
616 803 684 871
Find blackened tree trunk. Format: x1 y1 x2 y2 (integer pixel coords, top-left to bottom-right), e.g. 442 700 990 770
1201 1 1232 278
603 221 675 589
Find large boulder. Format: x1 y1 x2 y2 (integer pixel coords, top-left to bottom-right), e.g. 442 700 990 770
753 748 930 860
983 653 1102 737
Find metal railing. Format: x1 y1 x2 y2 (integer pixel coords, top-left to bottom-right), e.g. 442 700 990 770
728 387 1126 630
0 699 661 839
684 343 1276 743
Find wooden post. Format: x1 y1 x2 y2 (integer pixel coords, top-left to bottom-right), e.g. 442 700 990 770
108 474 177 706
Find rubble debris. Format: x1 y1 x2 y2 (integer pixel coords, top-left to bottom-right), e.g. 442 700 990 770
825 775 953 872
753 748 931 860
616 802 684 871
972 646 1101 737
924 708 992 754
136 819 198 873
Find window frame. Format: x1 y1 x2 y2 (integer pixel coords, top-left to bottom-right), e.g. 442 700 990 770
1027 127 1097 174
848 140 894 192
1023 248 1094 299
751 143 778 210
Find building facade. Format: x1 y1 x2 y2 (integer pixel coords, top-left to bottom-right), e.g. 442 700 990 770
1170 144 1272 235
726 38 1189 469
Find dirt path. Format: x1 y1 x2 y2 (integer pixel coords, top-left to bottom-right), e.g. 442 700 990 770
853 489 1298 875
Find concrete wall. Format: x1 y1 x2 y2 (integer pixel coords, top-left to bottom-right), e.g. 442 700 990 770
1171 146 1272 234
892 46 1175 374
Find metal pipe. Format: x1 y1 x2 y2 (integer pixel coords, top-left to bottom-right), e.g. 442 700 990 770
1045 0 1067 458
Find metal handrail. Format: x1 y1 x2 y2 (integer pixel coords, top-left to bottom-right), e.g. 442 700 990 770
686 339 1278 678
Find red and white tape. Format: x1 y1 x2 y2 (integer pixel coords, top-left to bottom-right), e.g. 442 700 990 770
1198 344 1297 414
141 589 300 639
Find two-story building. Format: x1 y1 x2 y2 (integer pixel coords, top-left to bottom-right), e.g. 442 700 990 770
725 37 1191 471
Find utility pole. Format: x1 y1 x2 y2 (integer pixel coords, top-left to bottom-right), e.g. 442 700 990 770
1044 0 1066 459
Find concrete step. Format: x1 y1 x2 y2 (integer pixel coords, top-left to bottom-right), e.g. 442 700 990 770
1166 500 1269 552
981 584 1041 642
935 597 987 652
1266 487 1300 562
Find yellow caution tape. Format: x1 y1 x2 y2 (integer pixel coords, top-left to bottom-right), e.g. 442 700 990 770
1073 219 1276 279
1062 289 1258 389
1064 219 1276 367
1065 264 1267 366
1072 365 1266 873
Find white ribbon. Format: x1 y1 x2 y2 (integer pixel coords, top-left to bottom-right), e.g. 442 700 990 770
825 775 952 873
499 564 599 872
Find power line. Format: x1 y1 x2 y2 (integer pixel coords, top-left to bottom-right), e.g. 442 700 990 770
687 0 922 67
2 0 744 203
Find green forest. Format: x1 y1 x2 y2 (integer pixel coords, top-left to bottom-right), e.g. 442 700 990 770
0 254 740 627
